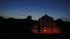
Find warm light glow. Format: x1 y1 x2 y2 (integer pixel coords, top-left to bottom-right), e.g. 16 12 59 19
32 15 61 34
44 29 46 31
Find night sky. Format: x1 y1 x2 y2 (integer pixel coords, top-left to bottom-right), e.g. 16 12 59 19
0 0 70 21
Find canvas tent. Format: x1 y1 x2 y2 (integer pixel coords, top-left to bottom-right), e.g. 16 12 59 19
31 14 61 34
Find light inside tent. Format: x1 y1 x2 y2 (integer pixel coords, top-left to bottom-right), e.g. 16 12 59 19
44 29 46 32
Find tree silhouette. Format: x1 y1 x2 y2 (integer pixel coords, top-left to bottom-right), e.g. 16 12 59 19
0 16 5 20
8 18 15 20
56 19 63 23
26 15 32 20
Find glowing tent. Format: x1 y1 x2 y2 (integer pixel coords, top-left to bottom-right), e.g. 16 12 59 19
31 14 61 34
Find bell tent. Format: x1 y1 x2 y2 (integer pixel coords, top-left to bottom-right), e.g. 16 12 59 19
31 14 61 34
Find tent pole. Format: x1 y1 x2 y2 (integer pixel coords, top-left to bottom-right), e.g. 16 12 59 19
38 18 40 32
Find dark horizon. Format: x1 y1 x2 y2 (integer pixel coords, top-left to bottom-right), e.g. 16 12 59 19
0 15 70 22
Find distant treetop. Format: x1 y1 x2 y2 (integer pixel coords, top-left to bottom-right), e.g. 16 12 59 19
26 15 32 20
